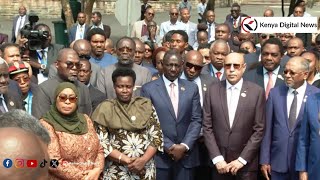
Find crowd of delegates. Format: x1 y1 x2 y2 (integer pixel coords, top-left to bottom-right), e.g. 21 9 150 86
1 0 320 180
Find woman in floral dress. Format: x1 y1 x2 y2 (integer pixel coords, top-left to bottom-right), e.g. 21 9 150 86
92 67 163 180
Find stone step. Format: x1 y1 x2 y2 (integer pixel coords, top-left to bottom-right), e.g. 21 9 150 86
244 0 290 5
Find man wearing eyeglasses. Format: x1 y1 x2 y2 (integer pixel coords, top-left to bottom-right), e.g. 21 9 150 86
260 56 320 180
203 52 265 180
244 38 286 98
180 50 216 180
0 58 24 115
132 7 158 40
201 40 230 81
8 62 37 115
159 8 186 40
32 48 92 119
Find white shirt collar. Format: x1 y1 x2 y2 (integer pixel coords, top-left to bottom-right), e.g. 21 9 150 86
226 78 243 90
163 74 178 87
36 47 49 53
288 80 307 95
211 64 224 74
263 65 280 75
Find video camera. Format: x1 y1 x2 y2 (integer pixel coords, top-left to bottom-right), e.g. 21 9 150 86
20 14 49 51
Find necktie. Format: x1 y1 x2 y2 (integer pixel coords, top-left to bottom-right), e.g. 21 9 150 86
170 83 178 118
233 19 237 28
0 97 6 113
216 72 222 81
265 71 273 99
208 23 212 40
141 24 148 37
79 25 83 39
228 86 236 128
41 50 46 62
288 90 298 130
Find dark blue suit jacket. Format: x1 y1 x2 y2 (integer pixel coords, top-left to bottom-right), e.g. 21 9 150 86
260 84 320 173
296 92 320 180
141 78 202 168
68 24 89 43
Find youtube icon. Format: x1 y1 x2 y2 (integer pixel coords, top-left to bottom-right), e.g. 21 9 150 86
27 160 38 168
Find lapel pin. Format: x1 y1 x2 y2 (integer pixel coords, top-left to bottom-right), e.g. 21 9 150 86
131 116 136 121
303 95 308 103
203 84 207 92
277 75 284 80
181 87 185 91
9 101 14 107
241 93 246 97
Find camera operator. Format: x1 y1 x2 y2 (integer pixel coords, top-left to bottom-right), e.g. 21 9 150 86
27 23 64 84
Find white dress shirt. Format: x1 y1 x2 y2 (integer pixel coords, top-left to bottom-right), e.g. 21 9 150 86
207 22 215 43
36 47 49 84
263 66 280 92
0 94 8 112
286 81 307 119
197 3 207 20
159 21 187 38
212 78 247 165
75 24 85 40
15 15 26 37
211 65 224 80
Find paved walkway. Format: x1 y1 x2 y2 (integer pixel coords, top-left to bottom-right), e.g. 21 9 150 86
0 4 319 44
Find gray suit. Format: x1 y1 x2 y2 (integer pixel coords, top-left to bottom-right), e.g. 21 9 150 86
31 76 92 119
97 63 152 99
184 21 197 46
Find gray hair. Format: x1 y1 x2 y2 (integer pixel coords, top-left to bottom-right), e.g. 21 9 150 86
210 39 231 53
300 58 310 72
0 110 51 144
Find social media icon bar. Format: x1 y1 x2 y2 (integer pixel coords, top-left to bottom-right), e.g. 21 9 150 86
14 159 24 168
27 160 38 168
40 159 47 168
3 159 13 168
50 159 59 168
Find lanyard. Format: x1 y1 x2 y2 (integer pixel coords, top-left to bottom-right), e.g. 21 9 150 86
37 51 47 65
209 64 214 77
25 91 33 114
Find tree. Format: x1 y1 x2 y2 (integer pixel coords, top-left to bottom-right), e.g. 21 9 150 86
288 0 296 16
84 0 96 25
61 0 74 31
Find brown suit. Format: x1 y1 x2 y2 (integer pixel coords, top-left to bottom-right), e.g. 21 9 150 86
203 80 265 180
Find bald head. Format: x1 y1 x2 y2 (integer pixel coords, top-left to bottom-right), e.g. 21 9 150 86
57 48 78 61
263 9 274 17
184 50 204 80
287 37 305 57
0 128 48 179
72 39 91 56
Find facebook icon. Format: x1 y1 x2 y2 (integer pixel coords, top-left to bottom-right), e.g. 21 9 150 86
3 159 13 168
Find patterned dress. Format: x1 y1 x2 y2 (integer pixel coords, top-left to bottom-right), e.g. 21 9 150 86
96 107 163 180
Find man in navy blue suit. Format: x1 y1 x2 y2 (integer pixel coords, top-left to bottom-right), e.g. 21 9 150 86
260 56 320 180
141 49 202 180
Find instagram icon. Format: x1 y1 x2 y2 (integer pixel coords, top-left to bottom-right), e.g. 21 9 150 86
14 159 24 168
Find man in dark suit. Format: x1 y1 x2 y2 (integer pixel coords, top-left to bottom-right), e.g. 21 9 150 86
201 39 230 81
32 48 92 119
260 56 320 180
68 12 89 43
11 6 29 43
244 38 286 99
180 50 216 180
296 93 320 180
286 37 305 58
141 49 202 180
205 10 217 43
89 11 111 38
203 52 265 180
28 23 64 84
0 58 23 114
77 59 106 111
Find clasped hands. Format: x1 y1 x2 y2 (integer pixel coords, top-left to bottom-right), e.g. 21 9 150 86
122 155 147 175
166 144 187 162
215 160 244 175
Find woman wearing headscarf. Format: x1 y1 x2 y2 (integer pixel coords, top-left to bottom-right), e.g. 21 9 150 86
40 82 104 180
92 67 163 180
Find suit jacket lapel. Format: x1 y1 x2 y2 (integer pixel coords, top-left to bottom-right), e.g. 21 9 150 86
156 79 176 120
220 81 231 129
4 93 16 111
231 81 249 129
177 79 186 121
275 66 285 87
291 84 311 131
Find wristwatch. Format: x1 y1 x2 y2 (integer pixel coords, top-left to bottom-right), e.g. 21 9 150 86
40 64 46 70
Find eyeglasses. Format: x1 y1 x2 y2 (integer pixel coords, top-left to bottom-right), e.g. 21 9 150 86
185 62 203 71
64 61 82 69
224 63 243 70
231 9 239 12
147 13 155 16
58 94 78 103
145 48 152 52
118 47 133 53
170 13 179 16
283 69 303 76
14 76 30 83
260 34 276 39
78 54 91 60
0 73 9 78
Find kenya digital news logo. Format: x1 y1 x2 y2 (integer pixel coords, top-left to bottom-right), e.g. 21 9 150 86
241 17 258 33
